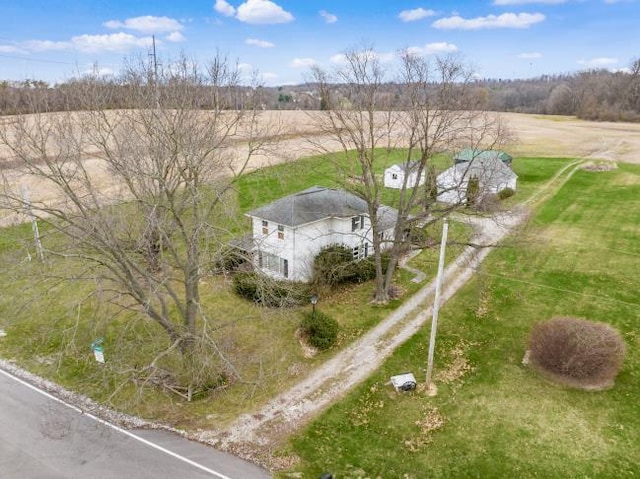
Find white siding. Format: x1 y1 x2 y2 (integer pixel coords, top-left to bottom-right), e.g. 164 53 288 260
251 213 394 282
384 165 425 189
437 166 518 205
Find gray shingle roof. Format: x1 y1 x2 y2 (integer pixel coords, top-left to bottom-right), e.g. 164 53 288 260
247 186 398 228
452 156 517 184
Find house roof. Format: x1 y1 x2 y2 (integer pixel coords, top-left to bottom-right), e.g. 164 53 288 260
247 186 398 229
448 156 517 184
454 149 512 164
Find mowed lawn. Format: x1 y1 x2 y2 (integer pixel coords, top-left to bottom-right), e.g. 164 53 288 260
284 163 640 478
0 149 463 428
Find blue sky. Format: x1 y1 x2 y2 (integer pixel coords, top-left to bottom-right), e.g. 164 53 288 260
0 0 638 85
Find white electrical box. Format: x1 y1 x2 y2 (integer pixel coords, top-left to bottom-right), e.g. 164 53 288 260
390 372 417 392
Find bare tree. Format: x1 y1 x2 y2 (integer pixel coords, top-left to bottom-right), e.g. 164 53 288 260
308 47 510 303
0 54 271 391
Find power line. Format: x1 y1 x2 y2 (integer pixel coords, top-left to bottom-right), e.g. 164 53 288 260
0 52 79 66
479 271 640 308
526 233 640 258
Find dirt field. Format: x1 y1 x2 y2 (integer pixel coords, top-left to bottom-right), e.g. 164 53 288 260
1 111 639 226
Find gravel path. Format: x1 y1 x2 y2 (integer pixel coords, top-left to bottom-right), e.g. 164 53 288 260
212 160 587 465
212 210 522 455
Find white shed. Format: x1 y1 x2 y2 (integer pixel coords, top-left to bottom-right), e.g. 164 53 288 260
384 161 425 189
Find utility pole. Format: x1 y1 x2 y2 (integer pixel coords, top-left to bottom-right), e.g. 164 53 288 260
149 35 160 109
21 186 44 261
426 218 448 393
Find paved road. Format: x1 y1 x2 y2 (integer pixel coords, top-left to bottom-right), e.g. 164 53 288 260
0 369 270 479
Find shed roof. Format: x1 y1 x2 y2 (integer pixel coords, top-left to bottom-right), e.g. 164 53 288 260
386 160 423 173
454 149 512 164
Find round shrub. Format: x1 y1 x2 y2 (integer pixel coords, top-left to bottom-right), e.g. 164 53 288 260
497 187 515 200
300 311 339 350
527 317 626 388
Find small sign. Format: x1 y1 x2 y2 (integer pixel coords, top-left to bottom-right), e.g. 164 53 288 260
91 338 105 364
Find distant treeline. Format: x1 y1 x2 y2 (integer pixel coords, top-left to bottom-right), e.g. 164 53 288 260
2 61 639 122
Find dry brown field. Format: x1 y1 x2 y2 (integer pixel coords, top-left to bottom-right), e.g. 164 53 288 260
1 110 639 226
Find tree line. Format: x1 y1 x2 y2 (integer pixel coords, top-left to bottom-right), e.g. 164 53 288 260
2 58 639 122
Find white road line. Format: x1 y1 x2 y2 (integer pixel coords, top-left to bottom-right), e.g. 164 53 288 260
0 367 233 479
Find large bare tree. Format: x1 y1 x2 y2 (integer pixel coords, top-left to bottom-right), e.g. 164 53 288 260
0 55 271 390
308 47 510 303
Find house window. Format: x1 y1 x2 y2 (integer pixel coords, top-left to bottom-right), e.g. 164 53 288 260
259 251 289 278
277 224 285 240
262 220 268 235
353 244 368 260
352 215 364 232
392 173 398 180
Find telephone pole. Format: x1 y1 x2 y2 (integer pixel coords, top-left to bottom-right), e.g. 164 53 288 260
21 186 44 262
426 218 448 393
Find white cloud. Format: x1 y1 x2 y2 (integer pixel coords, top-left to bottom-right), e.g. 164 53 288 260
23 40 72 51
408 42 459 55
330 53 347 64
433 12 545 29
578 57 618 67
0 45 21 53
103 16 183 34
214 0 236 16
319 10 338 23
166 31 186 42
493 0 566 4
291 57 318 68
245 38 275 48
518 52 543 58
398 8 436 22
71 33 154 52
24 33 153 53
236 0 294 24
237 63 253 74
82 66 115 77
377 51 397 63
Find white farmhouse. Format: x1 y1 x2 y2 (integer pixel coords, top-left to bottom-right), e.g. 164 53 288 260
245 186 398 282
383 161 425 189
437 152 517 204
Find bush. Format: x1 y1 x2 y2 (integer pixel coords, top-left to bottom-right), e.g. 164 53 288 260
351 253 392 283
211 247 248 274
497 187 515 200
232 272 309 307
312 244 354 287
300 311 339 350
527 317 626 388
312 245 391 287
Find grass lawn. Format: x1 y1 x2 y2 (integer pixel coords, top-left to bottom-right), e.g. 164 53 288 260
283 162 640 478
0 150 460 426
0 153 573 438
